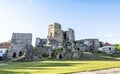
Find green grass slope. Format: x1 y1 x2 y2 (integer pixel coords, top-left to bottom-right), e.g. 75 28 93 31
0 52 120 74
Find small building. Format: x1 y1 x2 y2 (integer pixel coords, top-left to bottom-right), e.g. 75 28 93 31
0 42 10 60
0 48 8 60
98 42 116 54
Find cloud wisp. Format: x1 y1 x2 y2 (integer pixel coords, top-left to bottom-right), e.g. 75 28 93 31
105 33 117 38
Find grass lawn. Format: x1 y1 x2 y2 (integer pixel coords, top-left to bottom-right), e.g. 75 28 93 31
0 52 120 74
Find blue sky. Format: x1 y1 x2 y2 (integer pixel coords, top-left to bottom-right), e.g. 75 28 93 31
0 0 120 45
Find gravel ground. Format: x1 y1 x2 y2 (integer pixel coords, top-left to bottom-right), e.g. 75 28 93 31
73 68 120 74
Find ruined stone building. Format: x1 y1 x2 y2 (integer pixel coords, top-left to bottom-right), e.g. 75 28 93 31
34 23 79 59
9 33 32 59
34 23 100 60
6 23 101 61
35 38 47 47
76 39 100 52
47 23 75 48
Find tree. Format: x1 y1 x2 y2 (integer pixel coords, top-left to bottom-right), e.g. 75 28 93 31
113 44 120 51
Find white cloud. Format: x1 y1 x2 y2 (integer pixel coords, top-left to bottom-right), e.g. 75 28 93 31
105 33 116 38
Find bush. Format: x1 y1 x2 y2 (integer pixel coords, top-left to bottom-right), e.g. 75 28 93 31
42 54 49 58
51 48 63 58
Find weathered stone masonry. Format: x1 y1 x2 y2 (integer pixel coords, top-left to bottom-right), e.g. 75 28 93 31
9 33 32 59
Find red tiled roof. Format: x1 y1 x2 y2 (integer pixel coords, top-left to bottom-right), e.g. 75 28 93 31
0 42 10 49
104 42 112 46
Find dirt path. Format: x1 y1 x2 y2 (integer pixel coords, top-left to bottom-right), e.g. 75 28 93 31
73 68 120 74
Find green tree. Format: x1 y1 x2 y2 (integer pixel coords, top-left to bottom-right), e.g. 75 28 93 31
113 44 120 51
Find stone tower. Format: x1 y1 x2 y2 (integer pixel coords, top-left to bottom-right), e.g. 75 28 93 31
47 23 63 43
9 33 32 59
66 28 75 42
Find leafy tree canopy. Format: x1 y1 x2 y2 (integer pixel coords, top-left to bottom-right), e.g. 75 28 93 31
113 44 120 51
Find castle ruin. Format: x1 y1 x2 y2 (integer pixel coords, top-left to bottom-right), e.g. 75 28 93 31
7 23 100 61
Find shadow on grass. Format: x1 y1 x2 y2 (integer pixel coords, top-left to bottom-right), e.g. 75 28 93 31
43 62 86 67
0 70 24 74
0 63 88 74
0 68 50 74
21 62 87 68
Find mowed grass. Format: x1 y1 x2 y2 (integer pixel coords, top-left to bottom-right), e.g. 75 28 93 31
0 61 120 74
0 52 120 74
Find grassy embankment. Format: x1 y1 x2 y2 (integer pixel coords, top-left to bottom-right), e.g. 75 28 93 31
0 52 120 74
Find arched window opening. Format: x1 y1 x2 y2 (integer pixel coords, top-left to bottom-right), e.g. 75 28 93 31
19 51 22 57
13 52 16 58
77 48 80 51
59 54 63 60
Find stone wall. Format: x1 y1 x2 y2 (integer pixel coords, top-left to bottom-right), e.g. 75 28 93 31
9 33 32 59
76 39 100 52
35 38 47 47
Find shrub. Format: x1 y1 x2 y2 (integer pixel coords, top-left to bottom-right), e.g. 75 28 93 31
51 48 63 58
